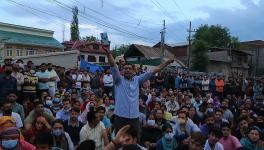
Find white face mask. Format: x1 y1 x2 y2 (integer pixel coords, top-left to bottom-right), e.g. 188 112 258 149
147 119 156 126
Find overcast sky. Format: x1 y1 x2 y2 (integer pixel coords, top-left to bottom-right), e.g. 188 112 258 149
0 0 263 47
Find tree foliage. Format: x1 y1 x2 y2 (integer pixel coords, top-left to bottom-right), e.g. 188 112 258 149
191 40 209 71
82 36 98 42
70 6 80 41
111 44 130 58
193 24 239 48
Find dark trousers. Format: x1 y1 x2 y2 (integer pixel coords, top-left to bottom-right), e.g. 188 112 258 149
104 86 113 96
114 115 140 141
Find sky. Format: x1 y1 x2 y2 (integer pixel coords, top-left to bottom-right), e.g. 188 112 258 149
0 0 263 47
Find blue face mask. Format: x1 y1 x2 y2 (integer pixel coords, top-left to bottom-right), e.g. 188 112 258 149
207 108 214 113
45 100 53 106
164 133 174 140
2 139 18 149
147 120 156 126
52 129 64 137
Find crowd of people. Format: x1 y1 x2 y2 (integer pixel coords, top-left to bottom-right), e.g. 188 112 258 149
0 45 264 150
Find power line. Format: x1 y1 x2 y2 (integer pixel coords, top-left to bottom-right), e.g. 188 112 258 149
51 0 158 43
171 0 189 21
150 0 174 20
7 0 70 23
70 0 156 34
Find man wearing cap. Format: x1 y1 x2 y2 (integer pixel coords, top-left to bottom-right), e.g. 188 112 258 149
0 101 23 129
0 116 16 133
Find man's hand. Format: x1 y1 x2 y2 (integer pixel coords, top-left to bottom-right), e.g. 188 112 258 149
102 43 116 67
113 125 131 145
102 44 111 54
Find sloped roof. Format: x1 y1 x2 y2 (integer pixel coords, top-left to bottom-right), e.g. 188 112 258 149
133 44 161 59
63 40 106 54
125 44 186 67
239 40 264 49
0 30 63 49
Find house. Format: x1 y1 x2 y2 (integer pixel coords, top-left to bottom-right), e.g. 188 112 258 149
239 40 264 76
153 42 188 63
124 44 186 68
0 22 63 63
63 40 108 65
207 47 251 77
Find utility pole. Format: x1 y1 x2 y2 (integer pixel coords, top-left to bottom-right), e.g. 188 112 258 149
160 20 166 61
187 21 195 70
101 0 104 8
62 23 65 42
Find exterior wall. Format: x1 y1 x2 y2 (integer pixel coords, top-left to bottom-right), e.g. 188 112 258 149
172 46 188 57
207 62 231 77
79 52 108 64
19 51 79 69
3 44 62 59
243 48 264 76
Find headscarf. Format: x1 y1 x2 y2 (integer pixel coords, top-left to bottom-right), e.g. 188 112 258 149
0 127 20 138
0 116 16 126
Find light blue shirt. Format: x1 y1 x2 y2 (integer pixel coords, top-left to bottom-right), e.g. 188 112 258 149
102 116 111 128
36 71 49 90
56 109 71 121
111 65 152 118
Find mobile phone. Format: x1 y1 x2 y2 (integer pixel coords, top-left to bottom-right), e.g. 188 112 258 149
100 32 110 46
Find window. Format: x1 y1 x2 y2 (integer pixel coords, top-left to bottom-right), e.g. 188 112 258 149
26 48 37 56
16 49 23 57
45 49 54 54
88 55 96 62
93 44 99 50
6 47 12 57
99 56 105 62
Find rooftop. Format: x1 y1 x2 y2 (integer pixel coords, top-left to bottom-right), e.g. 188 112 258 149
0 30 63 49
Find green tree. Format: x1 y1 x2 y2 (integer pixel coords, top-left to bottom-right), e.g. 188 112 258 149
190 24 239 71
193 24 239 48
82 36 98 42
70 6 80 41
191 40 209 71
111 44 130 58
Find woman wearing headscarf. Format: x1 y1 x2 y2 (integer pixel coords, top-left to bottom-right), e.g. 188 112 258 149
240 126 264 150
0 127 35 150
156 123 177 150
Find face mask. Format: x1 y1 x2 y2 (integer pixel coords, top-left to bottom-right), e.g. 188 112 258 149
45 100 53 106
64 107 71 112
178 118 186 124
5 70 12 76
52 129 64 137
147 120 156 126
164 133 174 140
4 109 12 115
207 108 214 113
2 139 18 149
